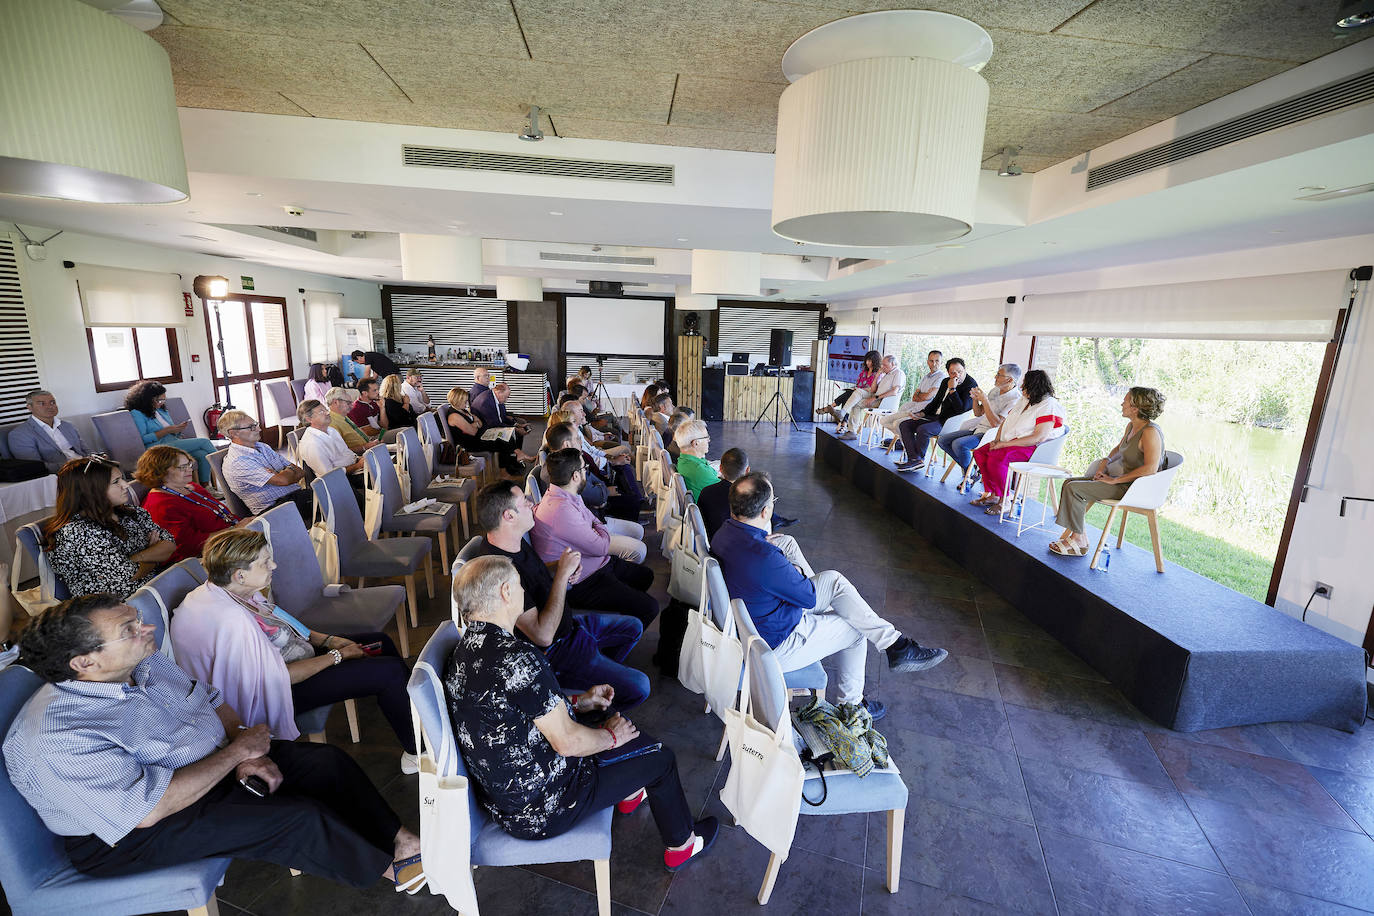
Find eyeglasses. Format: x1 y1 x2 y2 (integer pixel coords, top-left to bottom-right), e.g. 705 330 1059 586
230 423 261 432
93 610 146 651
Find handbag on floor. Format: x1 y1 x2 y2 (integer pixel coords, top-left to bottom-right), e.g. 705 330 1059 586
411 700 480 913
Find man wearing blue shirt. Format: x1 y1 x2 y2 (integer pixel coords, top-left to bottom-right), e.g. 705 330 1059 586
710 473 947 720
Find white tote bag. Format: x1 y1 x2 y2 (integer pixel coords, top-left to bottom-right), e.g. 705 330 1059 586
362 463 385 541
666 516 704 606
411 703 480 914
12 533 61 618
720 637 805 859
307 493 342 585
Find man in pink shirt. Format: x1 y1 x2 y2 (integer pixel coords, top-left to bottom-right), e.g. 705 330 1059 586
532 449 659 627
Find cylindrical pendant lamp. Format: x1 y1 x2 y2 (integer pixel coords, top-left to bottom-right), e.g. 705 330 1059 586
771 11 992 248
691 249 760 297
0 0 188 203
496 276 544 301
399 234 483 284
675 284 717 311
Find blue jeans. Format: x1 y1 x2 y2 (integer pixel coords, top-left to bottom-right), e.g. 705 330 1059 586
938 427 983 471
547 613 650 711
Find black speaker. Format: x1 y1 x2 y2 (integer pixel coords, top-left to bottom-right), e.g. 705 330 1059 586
791 369 814 418
769 328 793 366
701 368 725 421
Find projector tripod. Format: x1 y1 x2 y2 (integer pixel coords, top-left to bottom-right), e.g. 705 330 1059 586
752 367 798 437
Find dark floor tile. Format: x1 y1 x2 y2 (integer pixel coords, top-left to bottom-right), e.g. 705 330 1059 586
1187 795 1374 910
976 601 1052 639
880 684 1013 752
994 663 1146 729
883 726 1032 823
1041 829 1249 915
1019 757 1223 870
866 797 1056 914
1006 704 1171 786
218 857 289 910
1140 721 1301 761
983 630 1107 682
521 807 673 915
789 811 869 865
858 871 1007 914
887 568 978 601
1265 721 1374 776
248 867 461 916
1148 732 1361 831
883 590 982 628
1232 878 1374 915
890 651 1001 702
886 615 989 661
1306 765 1374 837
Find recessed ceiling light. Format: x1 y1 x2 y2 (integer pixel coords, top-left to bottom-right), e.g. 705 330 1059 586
245 192 262 197
548 210 563 216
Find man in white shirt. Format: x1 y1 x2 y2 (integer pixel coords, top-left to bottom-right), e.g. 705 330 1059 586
296 399 365 482
840 355 905 441
8 389 94 471
401 370 430 412
881 350 947 440
939 363 1024 478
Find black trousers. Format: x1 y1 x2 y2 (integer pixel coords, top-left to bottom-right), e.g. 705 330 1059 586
604 462 645 520
568 556 659 627
292 632 416 753
546 740 694 848
898 416 942 462
65 741 400 888
273 488 315 524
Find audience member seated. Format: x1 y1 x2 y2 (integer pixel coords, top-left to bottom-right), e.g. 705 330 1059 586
379 374 417 431
817 349 880 430
173 529 417 769
5 594 426 892
8 388 95 472
44 457 175 600
649 392 675 434
402 369 430 412
697 447 746 538
446 386 530 476
304 362 332 403
533 449 659 628
880 349 948 441
711 472 947 720
970 369 1067 514
663 408 695 459
563 390 627 455
1051 387 1167 557
445 557 717 869
0 562 16 670
136 445 241 562
347 377 384 433
125 380 218 485
559 398 642 508
472 382 532 452
895 358 977 473
639 383 662 412
217 409 313 522
938 363 1022 476
326 386 381 452
841 354 905 441
296 399 365 484
673 419 718 500
349 348 400 382
471 482 650 710
469 366 492 404
543 421 644 526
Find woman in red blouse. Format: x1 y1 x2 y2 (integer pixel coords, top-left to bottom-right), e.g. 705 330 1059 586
136 445 243 561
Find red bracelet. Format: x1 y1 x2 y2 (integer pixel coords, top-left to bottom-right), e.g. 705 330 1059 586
604 723 617 747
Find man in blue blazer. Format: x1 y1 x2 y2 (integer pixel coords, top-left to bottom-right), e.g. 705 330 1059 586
8 390 93 472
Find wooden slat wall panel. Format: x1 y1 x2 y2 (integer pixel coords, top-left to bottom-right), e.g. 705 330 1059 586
567 353 664 384
386 292 509 350
715 307 820 363
723 375 794 421
0 240 44 424
676 336 703 413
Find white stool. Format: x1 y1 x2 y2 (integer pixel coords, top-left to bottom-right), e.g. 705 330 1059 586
1002 462 1073 536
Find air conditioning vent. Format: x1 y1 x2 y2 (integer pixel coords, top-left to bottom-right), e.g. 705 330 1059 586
258 225 319 242
1088 67 1374 190
403 145 675 184
540 251 656 266
837 258 871 269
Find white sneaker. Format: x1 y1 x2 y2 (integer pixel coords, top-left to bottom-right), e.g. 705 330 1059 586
400 751 420 775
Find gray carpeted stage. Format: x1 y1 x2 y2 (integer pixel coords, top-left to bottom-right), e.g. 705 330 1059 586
816 428 1368 733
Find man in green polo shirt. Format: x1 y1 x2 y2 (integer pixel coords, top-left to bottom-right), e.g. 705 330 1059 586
672 419 719 500
326 387 381 453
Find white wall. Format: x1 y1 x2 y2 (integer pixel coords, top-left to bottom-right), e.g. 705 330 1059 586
7 229 381 435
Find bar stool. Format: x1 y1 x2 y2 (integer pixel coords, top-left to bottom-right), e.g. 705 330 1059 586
1002 462 1073 536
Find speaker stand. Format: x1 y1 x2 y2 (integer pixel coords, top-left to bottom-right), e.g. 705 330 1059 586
752 368 798 437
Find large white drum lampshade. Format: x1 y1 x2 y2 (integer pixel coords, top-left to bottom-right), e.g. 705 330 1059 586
399 234 483 284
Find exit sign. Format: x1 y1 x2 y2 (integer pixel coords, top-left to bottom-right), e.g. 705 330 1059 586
240 276 255 290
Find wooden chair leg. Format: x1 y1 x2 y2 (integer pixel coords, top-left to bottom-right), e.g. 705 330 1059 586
438 527 450 574
188 893 221 916
423 547 436 600
405 573 420 629
887 808 904 893
1117 509 1129 548
395 596 411 658
356 577 365 589
593 858 611 916
758 852 783 905
307 731 326 744
459 502 472 544
715 726 729 761
1090 506 1117 569
1146 510 1164 572
344 698 360 743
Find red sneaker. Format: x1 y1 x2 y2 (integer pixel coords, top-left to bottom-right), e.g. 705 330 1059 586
663 817 720 872
616 788 647 816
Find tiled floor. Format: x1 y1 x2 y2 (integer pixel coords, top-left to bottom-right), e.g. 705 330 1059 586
189 422 1374 915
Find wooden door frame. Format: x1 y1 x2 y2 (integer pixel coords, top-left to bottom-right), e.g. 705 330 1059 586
200 293 295 422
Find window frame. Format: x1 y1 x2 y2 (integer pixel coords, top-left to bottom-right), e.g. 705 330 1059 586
85 326 182 393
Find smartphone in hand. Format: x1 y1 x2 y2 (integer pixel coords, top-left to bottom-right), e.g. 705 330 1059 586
360 641 384 656
239 775 268 797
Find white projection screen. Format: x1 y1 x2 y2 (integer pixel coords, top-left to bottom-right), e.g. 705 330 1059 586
564 297 665 355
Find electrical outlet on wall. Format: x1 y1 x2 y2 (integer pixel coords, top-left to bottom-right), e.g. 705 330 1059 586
1315 581 1334 600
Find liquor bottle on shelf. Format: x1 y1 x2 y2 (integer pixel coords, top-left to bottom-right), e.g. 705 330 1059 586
427 335 436 362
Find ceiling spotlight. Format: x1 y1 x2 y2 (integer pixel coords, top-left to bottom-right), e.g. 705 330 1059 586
997 146 1023 177
518 105 544 142
1333 0 1374 31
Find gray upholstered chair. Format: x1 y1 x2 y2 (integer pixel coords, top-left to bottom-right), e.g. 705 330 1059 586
90 410 146 472
290 378 308 404
363 444 455 574
262 380 297 430
206 447 253 519
396 428 474 544
246 504 412 656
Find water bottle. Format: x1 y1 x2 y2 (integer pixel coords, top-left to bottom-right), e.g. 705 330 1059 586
1097 547 1110 572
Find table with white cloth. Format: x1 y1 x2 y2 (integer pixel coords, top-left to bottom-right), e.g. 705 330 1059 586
0 474 58 579
597 382 650 418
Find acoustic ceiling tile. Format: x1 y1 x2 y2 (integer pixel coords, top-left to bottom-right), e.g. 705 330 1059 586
981 28 1208 113
1092 53 1296 121
670 77 785 133
556 117 777 153
366 47 677 123
983 105 1156 159
1054 0 1372 63
157 0 527 57
980 152 1065 173
176 84 313 116
283 96 528 134
150 26 408 100
763 0 1095 34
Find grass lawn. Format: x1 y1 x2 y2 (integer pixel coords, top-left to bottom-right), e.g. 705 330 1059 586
1082 504 1274 601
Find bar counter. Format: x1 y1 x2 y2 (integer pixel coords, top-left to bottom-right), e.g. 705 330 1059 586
398 363 549 415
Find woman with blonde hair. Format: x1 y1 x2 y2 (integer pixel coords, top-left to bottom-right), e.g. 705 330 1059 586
447 387 529 474
379 374 417 430
136 444 241 561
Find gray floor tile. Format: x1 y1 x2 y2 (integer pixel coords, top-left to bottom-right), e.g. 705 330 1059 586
1019 757 1223 870
1306 765 1374 838
994 663 1146 728
1265 721 1374 776
858 870 1008 914
789 811 869 866
889 651 1002 702
1187 795 1374 910
883 726 1032 823
880 684 1014 752
1232 878 1374 915
1040 829 1250 916
1006 704 1172 786
1139 720 1301 761
983 630 1107 682
883 590 982 628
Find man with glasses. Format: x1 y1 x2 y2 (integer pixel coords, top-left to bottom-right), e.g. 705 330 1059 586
4 594 425 892
672 419 716 500
325 387 381 453
217 409 311 521
938 363 1023 481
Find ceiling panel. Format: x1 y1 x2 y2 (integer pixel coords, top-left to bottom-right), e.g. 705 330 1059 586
150 26 407 100
176 84 313 116
1054 0 1371 63
670 77 785 133
157 0 527 57
1092 53 1294 121
766 0 1094 33
983 105 1156 160
366 46 677 123
555 117 778 153
981 151 1064 173
284 96 528 134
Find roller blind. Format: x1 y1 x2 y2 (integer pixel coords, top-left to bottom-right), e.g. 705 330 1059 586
0 239 44 424
715 306 820 360
303 289 343 362
878 297 1006 336
74 262 185 327
1020 271 1347 342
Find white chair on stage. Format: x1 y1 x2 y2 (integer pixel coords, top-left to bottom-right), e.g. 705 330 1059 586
1088 450 1185 572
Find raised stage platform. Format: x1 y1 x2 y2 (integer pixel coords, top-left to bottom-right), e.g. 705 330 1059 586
815 429 1368 733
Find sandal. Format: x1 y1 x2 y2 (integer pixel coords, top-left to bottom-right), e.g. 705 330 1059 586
1049 540 1089 557
390 853 427 894
970 495 997 507
983 504 1006 516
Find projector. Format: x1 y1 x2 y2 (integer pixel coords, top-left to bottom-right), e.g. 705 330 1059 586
588 281 623 296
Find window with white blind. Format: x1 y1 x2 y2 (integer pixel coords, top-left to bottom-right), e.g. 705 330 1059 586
383 289 509 351
0 239 44 424
878 297 1007 337
714 305 821 365
73 262 185 327
303 289 343 363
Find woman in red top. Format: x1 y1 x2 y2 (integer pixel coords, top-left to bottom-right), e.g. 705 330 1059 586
136 444 242 561
817 349 881 429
